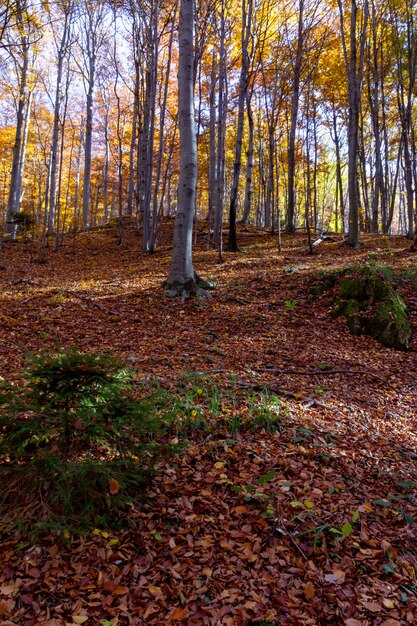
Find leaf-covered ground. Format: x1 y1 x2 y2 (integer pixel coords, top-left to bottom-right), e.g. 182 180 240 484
1 223 417 625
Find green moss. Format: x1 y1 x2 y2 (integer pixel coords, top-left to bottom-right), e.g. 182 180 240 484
333 264 411 350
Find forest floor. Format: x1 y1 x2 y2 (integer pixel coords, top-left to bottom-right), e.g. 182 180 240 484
0 222 417 626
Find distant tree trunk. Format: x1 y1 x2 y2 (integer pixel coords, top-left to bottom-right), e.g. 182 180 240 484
127 73 138 218
331 102 345 233
82 57 95 229
149 0 178 252
286 0 304 233
242 94 254 225
48 6 72 236
338 0 369 247
213 1 226 255
54 60 71 252
142 0 159 252
79 1 107 229
165 0 208 298
367 1 383 234
227 0 253 251
6 32 31 235
102 102 110 223
207 49 217 240
73 122 84 226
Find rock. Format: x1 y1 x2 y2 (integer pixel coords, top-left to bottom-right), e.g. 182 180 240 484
333 265 412 350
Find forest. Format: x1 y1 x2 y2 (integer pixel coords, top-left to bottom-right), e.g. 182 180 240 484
0 0 417 248
1 0 417 625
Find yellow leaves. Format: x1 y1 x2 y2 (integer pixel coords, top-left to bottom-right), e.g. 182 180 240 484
359 502 374 513
148 585 163 596
71 617 89 625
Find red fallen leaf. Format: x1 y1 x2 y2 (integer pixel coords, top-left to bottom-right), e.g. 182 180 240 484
171 607 186 620
324 570 345 584
109 478 120 495
112 585 129 596
20 594 33 604
143 605 159 618
72 419 85 430
102 579 116 592
28 567 41 578
361 601 382 612
2 567 14 580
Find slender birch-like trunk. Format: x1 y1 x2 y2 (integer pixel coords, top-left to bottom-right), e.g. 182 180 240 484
165 0 209 298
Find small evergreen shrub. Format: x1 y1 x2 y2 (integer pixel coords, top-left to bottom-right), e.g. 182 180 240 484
0 348 177 533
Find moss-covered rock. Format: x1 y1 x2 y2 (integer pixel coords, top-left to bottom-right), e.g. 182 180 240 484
333 265 412 350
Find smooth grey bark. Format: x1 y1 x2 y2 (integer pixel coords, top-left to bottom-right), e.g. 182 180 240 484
165 0 208 298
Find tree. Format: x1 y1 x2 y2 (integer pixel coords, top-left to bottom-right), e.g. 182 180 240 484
78 0 108 229
4 0 38 236
338 0 369 247
165 0 209 298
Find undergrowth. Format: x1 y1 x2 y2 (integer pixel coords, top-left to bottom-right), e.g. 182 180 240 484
157 373 287 438
0 352 288 536
0 348 177 535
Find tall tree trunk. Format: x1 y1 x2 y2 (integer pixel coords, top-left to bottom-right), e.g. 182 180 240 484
6 34 30 235
149 0 178 252
338 0 369 247
207 49 217 240
165 0 208 298
48 10 72 235
286 0 304 233
82 55 95 229
227 0 253 251
213 1 226 254
242 94 254 225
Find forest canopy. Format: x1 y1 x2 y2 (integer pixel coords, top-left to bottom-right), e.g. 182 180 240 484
0 0 416 253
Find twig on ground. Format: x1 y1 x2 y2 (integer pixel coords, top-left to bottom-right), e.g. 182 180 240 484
253 367 395 390
62 289 121 318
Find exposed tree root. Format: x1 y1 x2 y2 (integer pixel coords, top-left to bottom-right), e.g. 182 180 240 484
164 273 215 300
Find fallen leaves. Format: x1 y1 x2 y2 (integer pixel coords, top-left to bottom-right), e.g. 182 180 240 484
1 229 417 625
